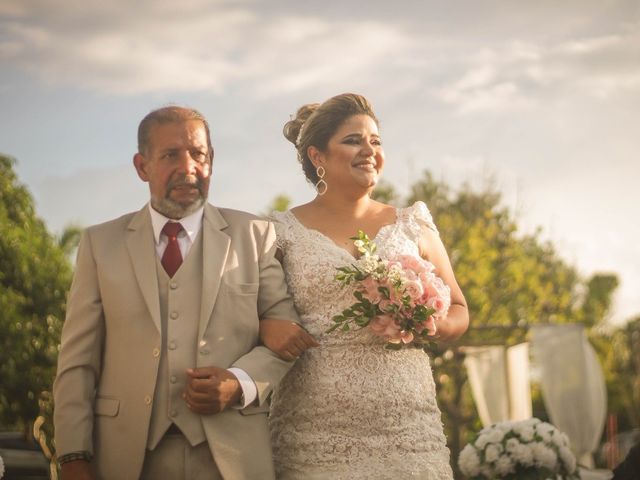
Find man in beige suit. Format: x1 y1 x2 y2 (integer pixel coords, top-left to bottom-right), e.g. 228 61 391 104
53 106 302 479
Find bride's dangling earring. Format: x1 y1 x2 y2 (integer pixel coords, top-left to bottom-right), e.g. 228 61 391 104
315 166 328 196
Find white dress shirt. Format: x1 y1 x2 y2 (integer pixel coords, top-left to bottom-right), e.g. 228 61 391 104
148 204 257 408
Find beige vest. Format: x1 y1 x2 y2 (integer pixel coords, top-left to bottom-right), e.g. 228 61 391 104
147 231 206 449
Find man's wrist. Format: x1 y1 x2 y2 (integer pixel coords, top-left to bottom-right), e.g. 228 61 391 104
58 451 92 464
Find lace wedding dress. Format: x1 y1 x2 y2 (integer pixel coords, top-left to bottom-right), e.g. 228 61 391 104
269 201 454 480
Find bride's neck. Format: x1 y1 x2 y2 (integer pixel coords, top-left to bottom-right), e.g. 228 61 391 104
313 191 373 219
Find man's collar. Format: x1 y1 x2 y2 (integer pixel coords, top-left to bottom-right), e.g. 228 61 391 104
148 203 204 244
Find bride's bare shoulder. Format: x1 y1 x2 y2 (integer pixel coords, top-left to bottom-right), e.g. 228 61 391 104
290 202 319 222
369 200 397 222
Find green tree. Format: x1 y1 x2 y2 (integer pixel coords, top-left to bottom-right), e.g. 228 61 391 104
263 194 291 216
597 317 640 434
0 154 73 432
406 171 621 474
370 179 399 205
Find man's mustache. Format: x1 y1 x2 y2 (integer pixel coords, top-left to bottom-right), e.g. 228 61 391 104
166 175 204 196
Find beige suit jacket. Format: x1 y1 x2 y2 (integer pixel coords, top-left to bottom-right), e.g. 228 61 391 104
53 204 298 480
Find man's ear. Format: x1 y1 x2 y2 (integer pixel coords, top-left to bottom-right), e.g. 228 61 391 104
133 153 150 182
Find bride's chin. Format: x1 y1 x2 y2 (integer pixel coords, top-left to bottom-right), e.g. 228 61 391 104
352 172 380 188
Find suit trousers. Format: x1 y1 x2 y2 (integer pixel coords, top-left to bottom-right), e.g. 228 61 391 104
140 432 223 480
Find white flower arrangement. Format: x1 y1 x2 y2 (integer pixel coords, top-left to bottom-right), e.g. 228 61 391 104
458 418 581 479
0 453 4 479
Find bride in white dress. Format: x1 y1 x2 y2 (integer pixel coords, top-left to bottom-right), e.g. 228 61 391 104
260 93 469 479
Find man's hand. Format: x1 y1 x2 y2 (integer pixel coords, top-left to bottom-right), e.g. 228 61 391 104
260 318 319 361
60 460 96 480
184 366 242 415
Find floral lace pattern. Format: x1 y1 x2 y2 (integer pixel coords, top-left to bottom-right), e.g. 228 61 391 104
269 202 453 479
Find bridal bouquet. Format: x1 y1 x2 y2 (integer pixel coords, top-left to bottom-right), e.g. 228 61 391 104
458 418 580 480
326 231 450 350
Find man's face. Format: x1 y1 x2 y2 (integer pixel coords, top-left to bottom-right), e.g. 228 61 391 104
134 120 212 219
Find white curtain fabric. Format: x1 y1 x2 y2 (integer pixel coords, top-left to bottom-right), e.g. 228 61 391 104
506 342 532 421
464 344 532 427
464 346 509 426
531 324 607 465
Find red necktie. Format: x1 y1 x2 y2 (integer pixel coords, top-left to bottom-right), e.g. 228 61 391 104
161 222 183 277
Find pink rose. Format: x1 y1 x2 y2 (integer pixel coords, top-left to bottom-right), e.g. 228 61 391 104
369 315 394 336
400 330 414 344
423 316 437 336
378 298 394 312
397 255 434 274
403 280 424 301
426 296 448 316
369 315 400 338
360 276 382 303
383 318 402 338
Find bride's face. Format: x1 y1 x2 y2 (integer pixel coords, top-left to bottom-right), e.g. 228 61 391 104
317 114 384 192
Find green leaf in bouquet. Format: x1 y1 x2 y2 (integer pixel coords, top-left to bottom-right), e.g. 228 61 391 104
326 323 342 333
341 323 351 332
421 341 438 354
385 342 403 351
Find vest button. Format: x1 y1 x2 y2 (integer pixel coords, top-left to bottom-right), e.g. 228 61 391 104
152 348 160 358
170 375 177 384
144 395 152 405
168 341 177 350
170 311 179 320
170 281 178 289
170 409 178 417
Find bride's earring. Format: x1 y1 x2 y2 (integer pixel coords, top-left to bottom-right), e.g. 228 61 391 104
315 166 328 196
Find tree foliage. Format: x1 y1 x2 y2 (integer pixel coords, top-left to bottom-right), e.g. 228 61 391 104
0 154 73 430
404 171 627 471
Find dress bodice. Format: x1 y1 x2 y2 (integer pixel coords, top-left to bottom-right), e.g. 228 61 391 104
271 201 438 339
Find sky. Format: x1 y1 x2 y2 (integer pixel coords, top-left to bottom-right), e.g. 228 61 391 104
1 0 639 325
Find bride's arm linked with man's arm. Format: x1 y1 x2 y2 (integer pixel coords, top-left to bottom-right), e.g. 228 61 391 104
259 319 319 361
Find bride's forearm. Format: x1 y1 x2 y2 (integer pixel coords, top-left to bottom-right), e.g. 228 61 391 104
436 303 469 343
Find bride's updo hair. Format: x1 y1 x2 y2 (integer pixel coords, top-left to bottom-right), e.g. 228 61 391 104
283 93 379 184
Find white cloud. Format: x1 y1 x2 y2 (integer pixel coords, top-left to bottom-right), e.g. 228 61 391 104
431 27 640 113
0 2 410 95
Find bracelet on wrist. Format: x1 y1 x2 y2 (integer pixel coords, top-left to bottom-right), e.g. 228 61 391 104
58 451 92 464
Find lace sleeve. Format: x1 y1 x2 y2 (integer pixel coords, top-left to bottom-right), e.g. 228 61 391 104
268 211 291 253
409 201 439 236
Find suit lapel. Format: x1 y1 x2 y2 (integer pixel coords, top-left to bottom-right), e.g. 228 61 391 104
199 204 230 340
126 206 162 333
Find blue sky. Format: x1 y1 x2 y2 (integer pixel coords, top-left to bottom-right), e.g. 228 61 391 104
1 0 639 325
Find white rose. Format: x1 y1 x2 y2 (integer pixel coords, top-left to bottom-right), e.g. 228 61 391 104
475 433 490 449
486 427 506 444
559 445 577 473
535 422 555 443
458 444 481 476
485 443 503 463
511 443 534 466
505 438 521 453
495 455 515 476
531 442 558 470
